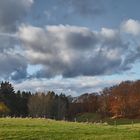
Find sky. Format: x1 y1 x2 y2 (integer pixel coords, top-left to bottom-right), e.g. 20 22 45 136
0 0 140 96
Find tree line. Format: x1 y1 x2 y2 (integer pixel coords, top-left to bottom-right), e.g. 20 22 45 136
69 80 140 119
0 80 140 120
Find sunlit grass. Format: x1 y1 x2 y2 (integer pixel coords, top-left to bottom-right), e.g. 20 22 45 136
0 118 139 140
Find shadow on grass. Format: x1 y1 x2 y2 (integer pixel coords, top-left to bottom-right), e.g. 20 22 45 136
105 118 140 125
75 113 140 126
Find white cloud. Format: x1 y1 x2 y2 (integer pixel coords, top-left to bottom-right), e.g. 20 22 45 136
121 19 140 35
101 28 118 39
14 76 121 96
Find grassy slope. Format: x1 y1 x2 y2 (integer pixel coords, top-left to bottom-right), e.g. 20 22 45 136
76 113 102 122
76 113 140 124
0 118 140 140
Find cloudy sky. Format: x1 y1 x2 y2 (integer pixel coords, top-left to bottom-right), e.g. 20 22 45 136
0 0 140 96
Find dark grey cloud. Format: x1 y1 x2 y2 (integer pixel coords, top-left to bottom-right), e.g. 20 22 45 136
11 65 28 81
62 50 122 77
0 52 27 81
19 24 130 78
66 31 98 50
0 0 33 32
0 34 28 81
0 32 28 81
0 0 33 81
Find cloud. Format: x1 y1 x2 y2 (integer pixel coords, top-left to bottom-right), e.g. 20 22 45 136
14 76 121 96
0 33 18 52
0 0 33 80
0 0 34 32
0 16 139 83
19 24 129 78
119 19 140 67
100 28 128 50
0 33 28 81
123 47 140 67
0 51 27 81
121 19 140 35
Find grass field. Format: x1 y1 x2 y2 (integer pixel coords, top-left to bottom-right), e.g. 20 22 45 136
0 118 140 140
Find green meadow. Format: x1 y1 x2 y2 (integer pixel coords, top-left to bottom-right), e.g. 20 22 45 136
0 118 140 140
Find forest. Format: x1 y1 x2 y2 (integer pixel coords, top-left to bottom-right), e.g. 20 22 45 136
0 80 140 120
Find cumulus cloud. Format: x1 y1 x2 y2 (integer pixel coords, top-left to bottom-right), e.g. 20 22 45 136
121 19 140 35
0 0 34 32
0 15 139 84
18 24 129 78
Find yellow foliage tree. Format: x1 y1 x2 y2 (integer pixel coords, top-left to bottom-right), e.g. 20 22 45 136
0 102 10 116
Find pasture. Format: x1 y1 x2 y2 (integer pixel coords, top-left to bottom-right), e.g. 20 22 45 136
0 118 140 140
